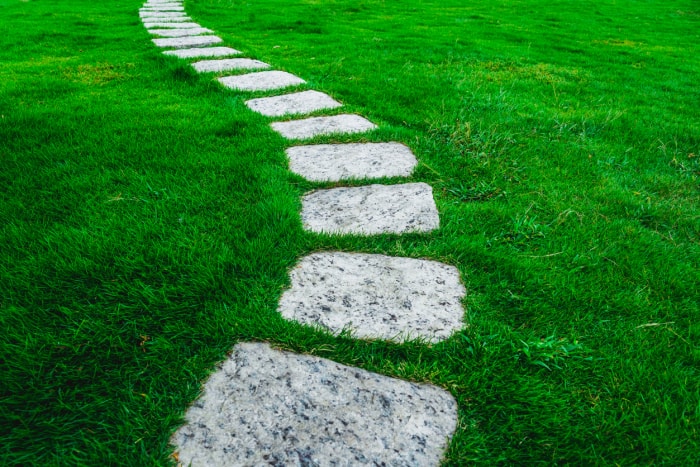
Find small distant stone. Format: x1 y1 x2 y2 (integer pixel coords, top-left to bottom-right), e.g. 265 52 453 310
271 114 377 140
152 36 222 49
279 252 465 342
191 58 270 73
171 342 458 467
163 46 242 59
141 17 191 23
301 182 439 235
218 70 305 91
286 142 417 181
143 22 202 28
148 27 213 37
245 90 342 117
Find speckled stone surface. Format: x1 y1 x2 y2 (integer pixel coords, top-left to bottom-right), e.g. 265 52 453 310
143 22 202 28
279 252 465 342
172 342 458 466
140 11 189 18
163 46 241 58
192 58 270 73
301 183 439 235
286 142 417 181
271 114 377 140
153 36 222 49
246 90 342 117
141 17 191 23
148 27 213 37
218 71 305 92
140 5 185 11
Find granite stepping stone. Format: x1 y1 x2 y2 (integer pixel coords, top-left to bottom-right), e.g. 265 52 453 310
164 46 242 59
143 22 202 28
279 252 465 342
140 5 185 11
140 11 189 18
286 142 417 182
191 58 270 73
271 114 377 140
148 27 213 37
301 182 439 235
246 90 342 117
141 17 191 23
172 342 458 467
218 70 305 92
152 36 222 49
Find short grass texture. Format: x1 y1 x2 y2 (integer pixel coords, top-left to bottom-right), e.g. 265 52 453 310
1 0 699 464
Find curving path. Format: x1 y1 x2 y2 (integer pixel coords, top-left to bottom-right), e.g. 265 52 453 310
140 0 465 464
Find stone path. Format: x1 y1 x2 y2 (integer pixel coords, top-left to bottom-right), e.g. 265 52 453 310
140 1 464 464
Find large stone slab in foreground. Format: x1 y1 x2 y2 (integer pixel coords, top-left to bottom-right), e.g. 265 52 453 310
279 252 465 342
246 90 342 117
148 27 213 37
218 70 305 91
163 46 241 59
301 182 439 235
192 58 269 73
172 342 458 466
152 36 222 49
271 114 377 140
286 142 417 181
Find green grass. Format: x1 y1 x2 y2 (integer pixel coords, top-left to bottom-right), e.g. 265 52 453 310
1 0 698 464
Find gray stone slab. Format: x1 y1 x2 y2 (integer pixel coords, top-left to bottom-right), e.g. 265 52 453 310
172 342 458 467
140 5 185 11
245 90 342 117
279 252 465 342
152 36 222 49
141 17 192 23
143 22 202 29
163 46 242 59
301 182 439 235
148 27 213 37
140 12 189 19
286 142 417 181
271 114 377 140
218 70 305 92
192 58 270 73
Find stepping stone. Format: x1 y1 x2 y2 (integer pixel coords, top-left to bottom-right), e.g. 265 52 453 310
163 46 242 59
172 342 458 467
286 142 417 182
148 27 213 37
140 6 185 11
279 252 465 342
218 70 305 92
301 182 439 235
152 36 222 49
140 11 188 18
245 90 342 117
143 22 202 28
271 114 377 140
191 58 270 73
141 16 192 23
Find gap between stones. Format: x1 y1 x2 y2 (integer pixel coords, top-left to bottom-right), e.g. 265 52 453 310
142 1 465 464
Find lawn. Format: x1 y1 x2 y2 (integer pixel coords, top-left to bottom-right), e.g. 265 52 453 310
0 0 698 464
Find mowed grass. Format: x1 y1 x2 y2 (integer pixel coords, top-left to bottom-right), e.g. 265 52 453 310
1 0 698 464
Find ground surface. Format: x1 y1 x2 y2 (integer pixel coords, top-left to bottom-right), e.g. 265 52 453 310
0 0 698 464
